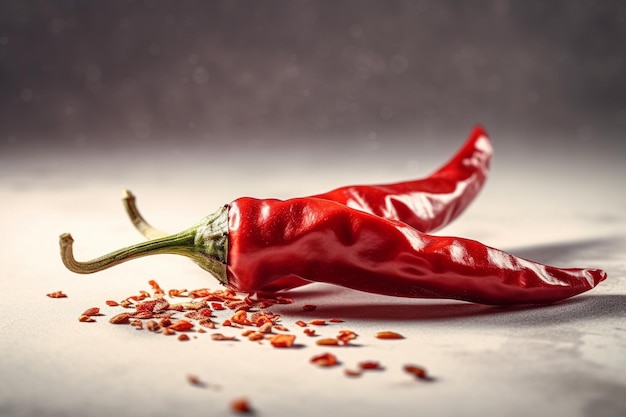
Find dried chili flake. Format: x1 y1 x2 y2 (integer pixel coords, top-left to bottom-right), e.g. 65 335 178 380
119 299 133 308
269 334 296 348
148 279 165 296
168 288 187 297
180 301 206 310
188 288 212 298
168 304 185 312
131 311 153 319
241 329 255 337
109 313 131 324
197 328 206 333
359 361 382 370
130 319 143 329
187 374 202 386
404 365 429 380
211 302 225 311
337 330 358 345
308 319 326 326
295 320 307 327
224 300 252 311
230 398 252 414
168 320 194 331
231 310 252 326
222 319 232 327
78 314 95 323
303 328 316 337
105 300 119 307
162 328 176 336
375 331 404 339
302 304 317 311
134 300 158 314
211 333 237 341
316 338 339 346
82 307 100 316
159 317 172 328
185 308 213 320
310 352 339 367
178 334 190 341
47 291 67 298
328 318 344 323
273 324 289 332
250 310 280 325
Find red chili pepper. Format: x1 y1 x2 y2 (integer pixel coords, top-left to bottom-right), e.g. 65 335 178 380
60 196 606 305
312 126 492 233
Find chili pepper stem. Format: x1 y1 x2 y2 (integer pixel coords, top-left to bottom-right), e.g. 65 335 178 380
59 205 229 285
122 189 168 239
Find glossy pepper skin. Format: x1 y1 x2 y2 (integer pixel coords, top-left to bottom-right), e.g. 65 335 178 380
311 126 492 233
61 196 607 305
227 198 606 304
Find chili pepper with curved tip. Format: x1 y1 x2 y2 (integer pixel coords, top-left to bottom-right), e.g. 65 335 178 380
59 196 606 305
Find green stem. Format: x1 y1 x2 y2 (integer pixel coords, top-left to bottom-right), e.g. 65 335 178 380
59 205 229 285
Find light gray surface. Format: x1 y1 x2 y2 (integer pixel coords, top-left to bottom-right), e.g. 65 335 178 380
1 137 625 417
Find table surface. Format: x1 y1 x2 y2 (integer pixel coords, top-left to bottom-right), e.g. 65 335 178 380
1 135 625 417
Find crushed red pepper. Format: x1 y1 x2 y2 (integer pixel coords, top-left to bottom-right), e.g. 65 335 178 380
230 398 252 414
404 364 430 380
310 352 339 367
269 334 296 348
47 291 67 298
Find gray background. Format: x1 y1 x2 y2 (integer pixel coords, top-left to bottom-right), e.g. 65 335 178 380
1 0 625 154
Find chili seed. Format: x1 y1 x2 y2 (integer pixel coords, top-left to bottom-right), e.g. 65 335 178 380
78 314 95 323
247 332 265 342
178 334 190 341
375 331 404 339
145 320 160 332
109 313 131 324
316 338 339 346
211 333 237 341
344 369 362 378
162 328 176 336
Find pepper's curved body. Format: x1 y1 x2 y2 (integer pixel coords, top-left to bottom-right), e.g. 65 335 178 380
313 126 492 233
227 198 605 304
